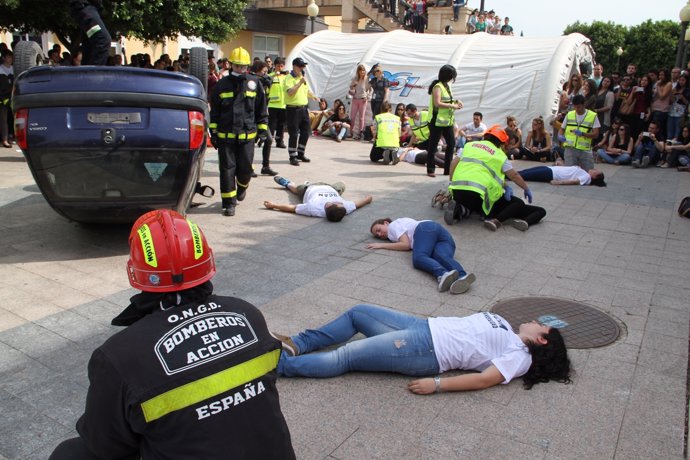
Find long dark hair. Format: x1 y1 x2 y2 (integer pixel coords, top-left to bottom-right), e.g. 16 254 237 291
522 328 572 390
428 64 456 95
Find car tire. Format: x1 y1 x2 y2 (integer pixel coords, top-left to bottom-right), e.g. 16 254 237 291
189 47 208 93
14 41 46 77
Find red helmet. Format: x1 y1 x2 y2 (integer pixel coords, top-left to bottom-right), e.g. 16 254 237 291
127 210 216 293
484 124 509 144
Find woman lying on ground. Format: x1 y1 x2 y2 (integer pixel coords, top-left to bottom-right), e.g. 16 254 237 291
275 304 572 394
368 217 475 294
517 165 607 187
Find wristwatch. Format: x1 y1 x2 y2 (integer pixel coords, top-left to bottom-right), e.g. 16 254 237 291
434 376 442 393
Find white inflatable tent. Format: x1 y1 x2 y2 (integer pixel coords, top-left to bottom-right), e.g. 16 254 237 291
288 30 595 133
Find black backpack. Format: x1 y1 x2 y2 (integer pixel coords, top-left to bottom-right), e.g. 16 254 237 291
679 197 690 218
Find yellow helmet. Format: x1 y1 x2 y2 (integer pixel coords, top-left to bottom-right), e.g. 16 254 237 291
229 47 251 66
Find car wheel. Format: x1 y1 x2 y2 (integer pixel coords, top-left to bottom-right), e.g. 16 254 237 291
13 41 46 77
189 47 208 93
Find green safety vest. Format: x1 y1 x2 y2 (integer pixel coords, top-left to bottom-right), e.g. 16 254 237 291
374 112 401 148
284 72 309 106
449 140 507 215
429 82 455 127
563 109 597 151
411 110 430 142
267 72 286 109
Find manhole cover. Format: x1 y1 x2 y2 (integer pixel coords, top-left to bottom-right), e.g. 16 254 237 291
489 297 620 349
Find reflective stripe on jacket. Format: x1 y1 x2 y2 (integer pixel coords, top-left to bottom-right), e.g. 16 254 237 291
429 82 455 127
563 109 597 151
449 140 507 214
374 112 401 148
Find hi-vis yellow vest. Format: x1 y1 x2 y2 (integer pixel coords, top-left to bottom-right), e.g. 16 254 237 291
411 110 430 142
374 112 401 148
563 109 597 151
284 72 309 106
430 82 455 127
449 140 506 214
267 73 286 109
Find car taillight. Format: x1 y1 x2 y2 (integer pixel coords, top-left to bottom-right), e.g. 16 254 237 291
188 111 205 150
15 108 28 150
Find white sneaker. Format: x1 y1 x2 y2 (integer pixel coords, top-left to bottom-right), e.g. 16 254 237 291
450 273 476 294
437 270 460 292
510 219 529 231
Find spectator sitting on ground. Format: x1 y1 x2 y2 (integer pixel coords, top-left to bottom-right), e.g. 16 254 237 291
517 117 552 162
264 176 372 221
631 120 664 168
597 122 633 165
505 115 522 160
309 98 332 132
662 124 690 169
326 104 352 143
517 165 606 187
395 103 412 145
457 111 486 149
317 99 345 136
370 102 402 164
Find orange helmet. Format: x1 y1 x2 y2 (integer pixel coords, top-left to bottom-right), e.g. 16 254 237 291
127 210 216 293
484 124 509 144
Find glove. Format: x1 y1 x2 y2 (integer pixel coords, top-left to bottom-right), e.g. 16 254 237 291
572 129 583 136
503 185 513 201
524 188 533 204
557 134 567 143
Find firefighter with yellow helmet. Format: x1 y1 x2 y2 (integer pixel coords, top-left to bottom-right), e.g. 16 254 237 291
209 47 269 216
49 209 295 459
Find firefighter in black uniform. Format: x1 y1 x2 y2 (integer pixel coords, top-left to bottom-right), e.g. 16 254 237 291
69 0 112 66
49 210 295 460
209 47 269 216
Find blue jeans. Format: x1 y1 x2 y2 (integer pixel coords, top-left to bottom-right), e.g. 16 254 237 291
597 149 631 165
517 165 552 182
668 116 683 141
412 221 467 279
277 304 439 377
633 141 660 164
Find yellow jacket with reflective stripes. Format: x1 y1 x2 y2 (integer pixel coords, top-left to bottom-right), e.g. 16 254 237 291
209 73 269 142
75 294 295 459
430 82 455 127
374 112 401 148
267 72 287 109
449 140 507 215
411 110 430 142
563 109 597 151
284 72 310 106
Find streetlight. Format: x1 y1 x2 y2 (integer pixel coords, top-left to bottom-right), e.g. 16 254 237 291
307 0 319 35
676 0 690 68
683 27 690 70
616 46 623 73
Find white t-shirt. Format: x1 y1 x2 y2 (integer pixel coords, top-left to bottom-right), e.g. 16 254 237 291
387 218 428 249
428 312 532 384
461 122 487 139
295 185 356 217
550 166 591 185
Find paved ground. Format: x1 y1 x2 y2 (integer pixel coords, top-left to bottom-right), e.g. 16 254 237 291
1 136 689 459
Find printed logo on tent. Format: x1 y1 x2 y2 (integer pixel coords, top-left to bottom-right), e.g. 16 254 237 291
144 163 168 182
384 71 425 98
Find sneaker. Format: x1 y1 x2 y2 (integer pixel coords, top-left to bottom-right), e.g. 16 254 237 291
261 166 278 176
276 141 287 149
510 219 529 231
444 200 456 225
632 159 640 168
270 332 299 356
222 205 235 217
391 148 401 165
274 175 290 188
297 154 311 163
382 149 392 165
641 156 650 168
483 218 501 231
450 273 476 294
437 270 459 292
289 157 300 166
236 188 247 202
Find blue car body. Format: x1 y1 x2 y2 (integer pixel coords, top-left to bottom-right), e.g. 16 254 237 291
13 65 208 224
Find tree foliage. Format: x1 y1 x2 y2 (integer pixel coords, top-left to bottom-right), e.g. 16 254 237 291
0 0 248 54
564 19 681 75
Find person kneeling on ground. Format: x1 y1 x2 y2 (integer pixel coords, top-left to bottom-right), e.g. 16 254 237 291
274 304 572 394
518 165 606 187
370 101 402 164
368 217 475 294
264 176 372 222
49 210 294 460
